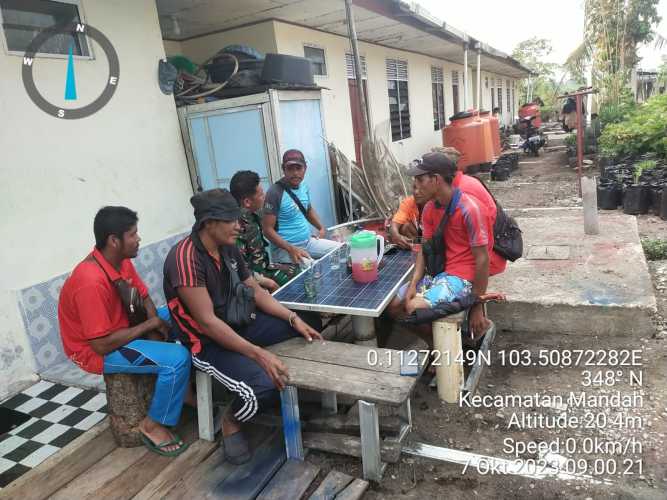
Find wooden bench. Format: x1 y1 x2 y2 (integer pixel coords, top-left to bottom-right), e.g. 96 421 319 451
195 337 427 481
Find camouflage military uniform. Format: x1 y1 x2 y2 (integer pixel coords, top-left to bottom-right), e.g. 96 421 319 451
237 208 298 287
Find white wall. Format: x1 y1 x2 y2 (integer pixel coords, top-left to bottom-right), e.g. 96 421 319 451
0 0 194 399
178 21 278 64
272 22 473 165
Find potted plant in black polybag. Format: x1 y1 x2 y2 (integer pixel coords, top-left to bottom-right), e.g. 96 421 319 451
623 161 654 214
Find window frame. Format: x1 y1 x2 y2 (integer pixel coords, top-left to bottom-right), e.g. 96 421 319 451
345 52 367 80
303 43 327 77
0 0 93 60
386 58 411 142
431 65 445 131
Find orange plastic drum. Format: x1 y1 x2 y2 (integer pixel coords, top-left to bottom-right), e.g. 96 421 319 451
479 111 501 158
443 111 494 170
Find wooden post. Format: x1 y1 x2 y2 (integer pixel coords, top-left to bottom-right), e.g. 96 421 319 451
432 314 464 403
575 93 584 196
103 373 156 447
581 175 600 235
344 0 370 139
195 370 215 441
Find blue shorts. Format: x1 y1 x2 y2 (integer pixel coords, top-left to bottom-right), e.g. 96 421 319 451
397 273 472 308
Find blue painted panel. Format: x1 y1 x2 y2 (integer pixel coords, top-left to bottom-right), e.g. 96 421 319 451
278 99 336 228
207 109 271 189
189 117 215 190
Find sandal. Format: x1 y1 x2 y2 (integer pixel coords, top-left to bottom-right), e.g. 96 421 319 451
223 431 251 465
141 432 189 457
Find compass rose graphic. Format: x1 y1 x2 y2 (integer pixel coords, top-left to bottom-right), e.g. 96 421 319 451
22 22 119 119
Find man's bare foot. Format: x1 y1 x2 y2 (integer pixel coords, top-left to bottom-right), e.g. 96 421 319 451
138 417 180 453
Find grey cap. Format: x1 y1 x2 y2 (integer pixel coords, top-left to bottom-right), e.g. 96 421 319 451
406 152 457 177
191 189 240 230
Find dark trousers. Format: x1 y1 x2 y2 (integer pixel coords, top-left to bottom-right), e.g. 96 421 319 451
192 312 298 422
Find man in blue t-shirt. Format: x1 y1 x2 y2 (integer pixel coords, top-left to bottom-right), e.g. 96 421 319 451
262 149 339 264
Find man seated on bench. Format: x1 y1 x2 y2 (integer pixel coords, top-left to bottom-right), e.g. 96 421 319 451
58 207 190 457
230 170 298 292
387 152 494 345
261 149 339 264
163 189 322 465
389 179 427 250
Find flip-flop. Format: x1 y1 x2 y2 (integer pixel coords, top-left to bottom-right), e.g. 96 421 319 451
223 431 251 465
141 433 189 457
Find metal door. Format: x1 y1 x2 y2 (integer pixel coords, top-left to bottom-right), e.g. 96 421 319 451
186 104 274 192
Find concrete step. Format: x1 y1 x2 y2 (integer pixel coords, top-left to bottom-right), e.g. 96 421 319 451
488 211 656 336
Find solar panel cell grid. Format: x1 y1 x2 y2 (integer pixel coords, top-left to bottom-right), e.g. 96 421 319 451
273 247 414 316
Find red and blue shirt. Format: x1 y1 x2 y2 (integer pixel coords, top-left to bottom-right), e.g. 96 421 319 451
422 189 489 282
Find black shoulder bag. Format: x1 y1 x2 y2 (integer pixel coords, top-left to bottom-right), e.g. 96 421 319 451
92 255 147 326
222 254 256 329
274 180 309 231
475 176 524 262
422 202 453 277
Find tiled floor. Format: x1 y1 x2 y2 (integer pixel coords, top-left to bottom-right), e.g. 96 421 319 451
0 380 107 488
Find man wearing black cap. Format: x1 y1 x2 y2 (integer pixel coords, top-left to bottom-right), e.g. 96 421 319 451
163 188 322 464
389 152 492 340
262 149 340 264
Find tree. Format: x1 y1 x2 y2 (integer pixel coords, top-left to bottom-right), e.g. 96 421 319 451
511 38 562 112
565 0 662 108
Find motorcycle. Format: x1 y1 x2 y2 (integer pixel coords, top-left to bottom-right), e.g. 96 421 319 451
520 115 545 157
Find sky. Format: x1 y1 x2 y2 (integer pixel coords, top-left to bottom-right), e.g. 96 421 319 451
417 0 667 70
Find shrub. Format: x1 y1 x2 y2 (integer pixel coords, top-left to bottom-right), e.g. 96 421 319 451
599 94 667 159
642 239 667 261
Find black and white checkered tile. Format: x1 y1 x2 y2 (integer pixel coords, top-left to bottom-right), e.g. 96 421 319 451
0 381 107 489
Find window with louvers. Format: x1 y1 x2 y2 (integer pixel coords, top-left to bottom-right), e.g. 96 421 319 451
345 53 367 79
506 79 511 113
432 66 445 130
387 59 410 141
452 70 460 114
497 83 503 115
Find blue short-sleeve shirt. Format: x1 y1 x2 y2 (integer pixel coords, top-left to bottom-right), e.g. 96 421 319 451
264 179 312 244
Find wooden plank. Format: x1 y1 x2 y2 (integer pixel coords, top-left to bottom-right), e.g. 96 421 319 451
256 459 320 500
88 420 200 500
308 470 354 500
275 357 416 406
133 439 217 500
306 413 401 435
51 446 147 500
336 479 369 500
0 421 116 500
163 424 274 500
303 432 401 463
268 338 416 375
211 430 285 499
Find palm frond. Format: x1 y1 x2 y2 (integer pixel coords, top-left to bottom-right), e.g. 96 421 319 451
563 42 591 77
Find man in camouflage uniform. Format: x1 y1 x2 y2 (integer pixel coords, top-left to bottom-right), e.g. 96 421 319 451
230 170 298 292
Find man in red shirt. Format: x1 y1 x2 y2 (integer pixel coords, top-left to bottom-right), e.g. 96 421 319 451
389 152 493 341
58 207 190 456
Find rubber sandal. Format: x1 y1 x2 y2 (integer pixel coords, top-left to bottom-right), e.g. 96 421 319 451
223 431 251 465
141 433 189 457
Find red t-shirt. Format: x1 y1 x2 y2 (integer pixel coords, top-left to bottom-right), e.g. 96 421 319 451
422 189 489 282
58 247 148 374
452 172 507 275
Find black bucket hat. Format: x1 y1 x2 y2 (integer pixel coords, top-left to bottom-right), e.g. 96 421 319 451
191 189 240 230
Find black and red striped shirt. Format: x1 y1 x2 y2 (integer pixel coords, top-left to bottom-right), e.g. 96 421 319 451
163 231 250 354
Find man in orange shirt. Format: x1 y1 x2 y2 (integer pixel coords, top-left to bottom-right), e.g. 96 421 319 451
390 181 428 249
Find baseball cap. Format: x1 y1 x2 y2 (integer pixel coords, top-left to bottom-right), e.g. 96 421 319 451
406 152 457 177
282 149 307 167
190 189 240 230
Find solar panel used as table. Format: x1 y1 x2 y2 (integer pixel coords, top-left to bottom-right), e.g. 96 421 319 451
273 246 414 345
